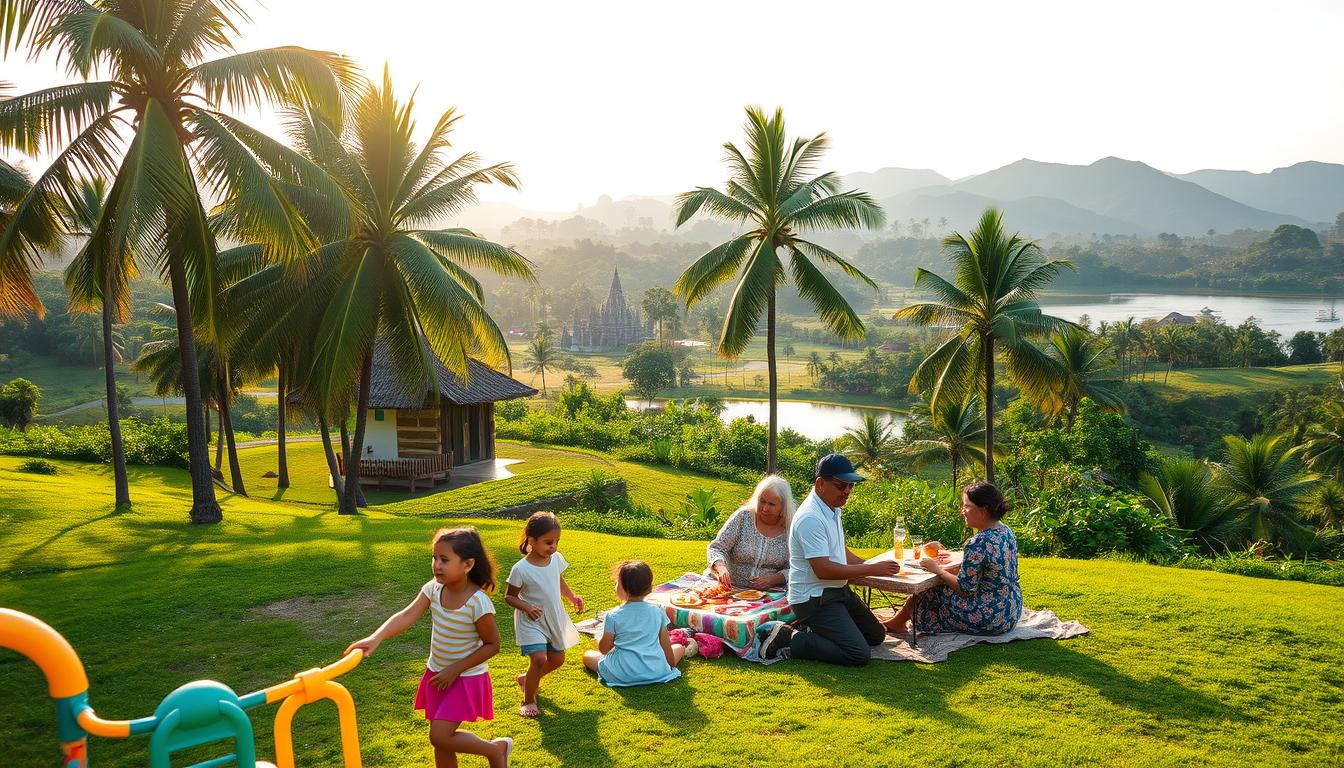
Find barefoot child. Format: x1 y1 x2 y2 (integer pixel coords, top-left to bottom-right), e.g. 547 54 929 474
582 560 690 687
348 527 513 768
504 512 583 717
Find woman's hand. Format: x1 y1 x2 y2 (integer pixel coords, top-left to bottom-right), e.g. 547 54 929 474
711 563 732 588
345 636 380 657
522 602 544 621
749 572 785 589
919 556 942 573
431 668 459 691
924 541 944 554
568 594 585 614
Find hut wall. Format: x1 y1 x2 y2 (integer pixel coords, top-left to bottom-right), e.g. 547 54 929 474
365 409 399 460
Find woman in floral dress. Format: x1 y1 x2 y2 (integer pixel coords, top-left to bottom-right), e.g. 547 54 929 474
885 481 1022 636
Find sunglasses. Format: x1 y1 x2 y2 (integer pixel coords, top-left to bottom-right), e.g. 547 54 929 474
827 478 855 492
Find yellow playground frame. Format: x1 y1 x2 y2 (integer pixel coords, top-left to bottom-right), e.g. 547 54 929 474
1 608 365 768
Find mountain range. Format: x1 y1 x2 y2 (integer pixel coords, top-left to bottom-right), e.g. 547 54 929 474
453 158 1344 240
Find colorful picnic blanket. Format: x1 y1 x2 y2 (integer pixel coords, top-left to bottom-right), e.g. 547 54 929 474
577 572 794 656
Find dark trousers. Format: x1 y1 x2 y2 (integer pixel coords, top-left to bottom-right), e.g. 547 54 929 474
788 586 885 667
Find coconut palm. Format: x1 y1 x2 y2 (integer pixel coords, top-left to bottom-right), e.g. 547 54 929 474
1214 433 1318 554
672 106 884 472
837 412 899 474
523 333 562 395
900 395 988 487
0 0 357 523
894 208 1073 482
1033 327 1124 431
289 71 535 515
1301 400 1344 483
63 178 133 506
0 84 61 317
1137 458 1242 554
1310 480 1344 529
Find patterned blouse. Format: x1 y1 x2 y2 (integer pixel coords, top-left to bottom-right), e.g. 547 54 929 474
914 524 1022 636
705 507 789 588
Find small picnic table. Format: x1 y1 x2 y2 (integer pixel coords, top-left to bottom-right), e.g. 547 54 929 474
850 550 963 648
646 573 795 655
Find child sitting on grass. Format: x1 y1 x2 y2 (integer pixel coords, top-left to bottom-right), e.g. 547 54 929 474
504 511 584 717
582 560 692 687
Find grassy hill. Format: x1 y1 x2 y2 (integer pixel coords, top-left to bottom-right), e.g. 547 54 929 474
1 455 1340 767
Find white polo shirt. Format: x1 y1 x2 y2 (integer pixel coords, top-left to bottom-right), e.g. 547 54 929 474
787 489 849 605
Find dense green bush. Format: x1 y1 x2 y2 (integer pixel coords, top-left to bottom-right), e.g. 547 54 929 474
1008 478 1185 559
843 477 970 548
16 458 58 474
0 418 188 467
1168 548 1344 587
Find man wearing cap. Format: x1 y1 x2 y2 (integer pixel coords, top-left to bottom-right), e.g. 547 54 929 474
757 453 902 666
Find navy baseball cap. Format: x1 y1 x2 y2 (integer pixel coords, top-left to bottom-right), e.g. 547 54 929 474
816 453 865 483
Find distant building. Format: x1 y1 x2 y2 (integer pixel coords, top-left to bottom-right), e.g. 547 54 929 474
879 341 911 353
1157 312 1197 326
561 268 652 351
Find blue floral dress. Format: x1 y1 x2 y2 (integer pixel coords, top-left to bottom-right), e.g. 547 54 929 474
913 524 1022 636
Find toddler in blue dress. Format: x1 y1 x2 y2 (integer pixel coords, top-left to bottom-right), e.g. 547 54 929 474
582 561 690 687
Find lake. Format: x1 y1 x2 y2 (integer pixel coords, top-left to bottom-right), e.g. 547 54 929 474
1035 292 1342 338
627 398 906 442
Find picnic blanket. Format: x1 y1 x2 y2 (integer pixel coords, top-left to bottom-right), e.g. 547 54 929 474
870 608 1089 663
574 572 794 657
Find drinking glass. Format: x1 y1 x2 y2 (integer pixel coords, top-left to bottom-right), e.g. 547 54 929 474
910 536 925 562
892 524 907 557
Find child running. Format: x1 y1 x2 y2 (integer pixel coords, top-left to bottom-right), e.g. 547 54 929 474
505 511 584 717
582 560 691 687
347 527 512 768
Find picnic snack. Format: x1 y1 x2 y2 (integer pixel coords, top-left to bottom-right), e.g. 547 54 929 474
693 583 732 600
733 589 764 601
670 592 705 608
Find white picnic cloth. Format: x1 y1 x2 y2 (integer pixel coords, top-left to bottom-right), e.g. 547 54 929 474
870 608 1089 663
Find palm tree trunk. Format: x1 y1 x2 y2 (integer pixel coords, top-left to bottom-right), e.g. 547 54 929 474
214 403 224 473
218 368 246 497
983 335 995 484
766 290 778 475
102 296 130 508
277 364 289 488
336 418 367 506
340 352 374 515
951 454 959 489
318 411 344 502
167 255 221 524
1066 399 1079 432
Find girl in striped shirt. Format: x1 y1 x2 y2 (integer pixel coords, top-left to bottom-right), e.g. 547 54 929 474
348 527 513 767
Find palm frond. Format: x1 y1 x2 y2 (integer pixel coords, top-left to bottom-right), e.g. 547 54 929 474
718 238 781 358
789 248 865 341
673 233 756 306
0 80 116 154
412 228 536 282
188 46 361 118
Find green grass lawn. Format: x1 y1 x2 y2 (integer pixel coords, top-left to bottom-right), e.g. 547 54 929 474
0 356 153 413
2 455 1341 766
1139 363 1340 399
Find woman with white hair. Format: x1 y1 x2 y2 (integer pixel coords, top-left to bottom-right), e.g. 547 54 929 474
706 475 795 590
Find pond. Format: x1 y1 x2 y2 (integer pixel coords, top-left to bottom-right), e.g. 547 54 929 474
1035 292 1342 338
627 398 906 442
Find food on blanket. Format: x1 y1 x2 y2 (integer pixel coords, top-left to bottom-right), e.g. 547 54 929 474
733 589 764 601
714 604 754 616
671 592 705 608
704 596 731 605
693 583 733 600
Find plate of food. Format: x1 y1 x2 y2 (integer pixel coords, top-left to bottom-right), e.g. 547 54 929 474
714 604 755 616
694 583 733 600
670 592 705 608
732 589 765 601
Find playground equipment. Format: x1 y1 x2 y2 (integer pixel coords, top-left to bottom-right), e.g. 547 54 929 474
1 608 364 768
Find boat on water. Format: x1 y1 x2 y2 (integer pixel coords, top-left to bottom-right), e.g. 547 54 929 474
1315 308 1340 322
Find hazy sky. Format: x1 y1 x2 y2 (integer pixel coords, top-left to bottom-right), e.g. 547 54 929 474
5 0 1343 210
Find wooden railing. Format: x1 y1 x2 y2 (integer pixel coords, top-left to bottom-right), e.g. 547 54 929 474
336 452 452 492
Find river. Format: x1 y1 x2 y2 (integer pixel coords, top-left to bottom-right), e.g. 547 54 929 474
1035 292 1341 338
627 398 906 442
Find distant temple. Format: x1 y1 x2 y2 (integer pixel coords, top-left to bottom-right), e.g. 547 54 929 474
561 268 651 351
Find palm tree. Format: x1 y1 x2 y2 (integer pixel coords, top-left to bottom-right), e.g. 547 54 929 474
523 334 561 395
1269 389 1318 446
642 287 679 344
1310 480 1344 529
1301 400 1344 482
837 413 899 474
894 208 1073 482
1214 433 1318 554
672 106 884 473
1 1 357 523
1138 458 1241 554
900 395 988 487
63 178 133 506
292 71 535 515
806 351 824 386
1036 327 1125 431
0 149 61 317
1110 316 1139 380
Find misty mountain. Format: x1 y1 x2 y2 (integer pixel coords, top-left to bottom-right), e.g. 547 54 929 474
1174 161 1344 223
878 188 1150 237
840 167 951 199
953 157 1308 235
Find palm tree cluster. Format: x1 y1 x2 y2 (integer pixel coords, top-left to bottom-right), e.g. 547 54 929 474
0 1 534 520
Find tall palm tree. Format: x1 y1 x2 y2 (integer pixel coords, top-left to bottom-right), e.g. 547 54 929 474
672 106 884 472
63 178 133 506
895 208 1073 482
1301 400 1344 482
837 412 899 474
0 150 60 316
900 395 988 487
290 71 535 515
523 333 561 395
1214 433 1318 554
1137 458 1242 554
1035 327 1125 431
1111 316 1139 381
0 0 357 523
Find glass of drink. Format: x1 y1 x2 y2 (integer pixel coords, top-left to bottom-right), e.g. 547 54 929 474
910 537 925 562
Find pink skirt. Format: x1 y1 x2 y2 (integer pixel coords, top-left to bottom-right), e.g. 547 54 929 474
414 668 494 722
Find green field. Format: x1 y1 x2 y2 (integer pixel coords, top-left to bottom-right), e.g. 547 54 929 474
2 454 1341 767
0 356 153 413
1138 363 1340 399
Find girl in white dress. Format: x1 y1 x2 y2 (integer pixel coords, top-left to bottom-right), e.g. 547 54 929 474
504 512 584 717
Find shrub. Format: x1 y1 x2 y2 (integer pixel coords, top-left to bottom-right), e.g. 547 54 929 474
17 458 58 474
1009 479 1185 559
0 418 189 467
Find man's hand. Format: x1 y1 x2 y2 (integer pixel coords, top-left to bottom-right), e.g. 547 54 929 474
867 560 904 577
